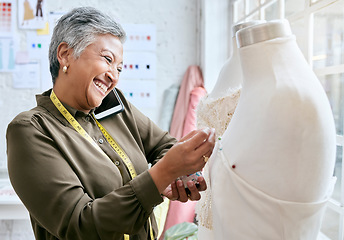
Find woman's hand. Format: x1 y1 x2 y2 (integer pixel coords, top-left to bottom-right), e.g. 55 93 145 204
167 128 215 177
162 176 207 202
149 128 215 194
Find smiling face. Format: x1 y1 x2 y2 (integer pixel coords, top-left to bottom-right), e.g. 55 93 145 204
55 34 123 113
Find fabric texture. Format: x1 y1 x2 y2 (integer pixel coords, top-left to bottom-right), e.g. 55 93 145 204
158 84 180 132
197 33 336 240
7 88 177 240
169 65 206 139
161 66 206 240
182 86 207 137
196 88 241 138
195 87 241 232
200 139 336 240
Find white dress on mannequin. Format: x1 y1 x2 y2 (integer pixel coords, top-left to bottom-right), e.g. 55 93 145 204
199 19 336 240
195 89 240 240
210 140 335 239
196 21 264 239
207 20 264 100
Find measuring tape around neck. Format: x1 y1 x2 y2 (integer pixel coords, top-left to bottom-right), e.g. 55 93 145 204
50 90 154 239
50 90 106 156
92 117 138 178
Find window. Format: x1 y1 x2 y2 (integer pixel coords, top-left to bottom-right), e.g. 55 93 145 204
231 0 344 239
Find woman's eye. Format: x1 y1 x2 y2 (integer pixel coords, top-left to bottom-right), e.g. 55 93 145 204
104 56 112 63
117 68 122 73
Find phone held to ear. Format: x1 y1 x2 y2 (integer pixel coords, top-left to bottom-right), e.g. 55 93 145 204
94 89 124 120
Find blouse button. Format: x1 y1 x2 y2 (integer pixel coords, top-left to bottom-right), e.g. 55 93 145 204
98 138 104 144
115 161 120 166
85 116 90 121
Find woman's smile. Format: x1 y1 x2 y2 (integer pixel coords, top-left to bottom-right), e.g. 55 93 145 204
93 78 111 95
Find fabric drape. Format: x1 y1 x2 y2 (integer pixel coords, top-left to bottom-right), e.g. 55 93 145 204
161 65 207 240
169 65 206 139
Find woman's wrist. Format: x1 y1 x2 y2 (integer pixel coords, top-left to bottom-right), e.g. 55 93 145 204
148 157 178 193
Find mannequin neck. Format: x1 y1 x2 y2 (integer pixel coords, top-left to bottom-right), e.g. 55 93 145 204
236 19 292 48
208 37 242 99
239 35 297 89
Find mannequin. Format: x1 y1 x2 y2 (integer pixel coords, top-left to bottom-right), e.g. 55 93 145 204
205 19 336 239
197 21 264 137
208 20 265 99
196 20 264 239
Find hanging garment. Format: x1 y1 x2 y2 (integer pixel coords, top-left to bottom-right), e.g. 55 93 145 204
158 84 180 132
161 65 206 240
169 65 206 139
182 86 207 137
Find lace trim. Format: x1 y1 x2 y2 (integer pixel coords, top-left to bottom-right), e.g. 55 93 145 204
196 88 241 230
196 160 213 229
196 88 241 138
196 138 224 230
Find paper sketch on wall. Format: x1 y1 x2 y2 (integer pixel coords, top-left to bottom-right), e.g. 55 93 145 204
0 37 16 72
0 0 16 37
117 80 156 108
120 52 156 80
18 0 46 29
13 60 40 89
122 24 156 52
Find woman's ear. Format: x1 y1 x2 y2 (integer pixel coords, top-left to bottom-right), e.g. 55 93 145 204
56 42 72 68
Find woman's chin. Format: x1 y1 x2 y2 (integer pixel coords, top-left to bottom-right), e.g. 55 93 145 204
89 90 106 107
93 99 103 108
87 96 104 110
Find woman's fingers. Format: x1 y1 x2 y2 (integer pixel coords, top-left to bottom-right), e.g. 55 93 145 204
176 180 188 202
170 181 179 200
193 129 216 160
173 177 207 202
186 181 201 201
159 128 215 189
182 128 214 150
179 129 199 142
196 176 207 192
177 177 207 202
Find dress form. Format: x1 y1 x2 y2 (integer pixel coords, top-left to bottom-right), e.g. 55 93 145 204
208 21 264 99
196 21 264 240
197 21 265 138
206 19 336 239
219 19 336 202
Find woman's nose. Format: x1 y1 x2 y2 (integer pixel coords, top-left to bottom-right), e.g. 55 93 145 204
105 70 118 84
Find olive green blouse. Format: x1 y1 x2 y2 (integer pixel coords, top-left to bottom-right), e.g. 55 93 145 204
6 88 177 240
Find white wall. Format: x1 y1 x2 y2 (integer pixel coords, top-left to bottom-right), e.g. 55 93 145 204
0 0 201 171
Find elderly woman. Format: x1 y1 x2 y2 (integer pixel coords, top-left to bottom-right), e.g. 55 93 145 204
6 7 215 240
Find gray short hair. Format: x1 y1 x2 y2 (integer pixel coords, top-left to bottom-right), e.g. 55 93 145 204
49 7 126 84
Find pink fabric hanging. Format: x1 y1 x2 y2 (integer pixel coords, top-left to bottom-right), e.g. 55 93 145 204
160 65 207 240
182 86 207 137
169 65 206 139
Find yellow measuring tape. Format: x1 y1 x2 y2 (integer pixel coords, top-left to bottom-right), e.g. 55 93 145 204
50 90 154 240
50 90 106 156
93 117 138 179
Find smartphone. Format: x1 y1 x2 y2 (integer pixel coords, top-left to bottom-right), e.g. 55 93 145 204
94 89 124 119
